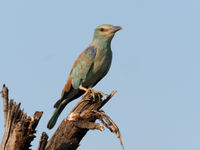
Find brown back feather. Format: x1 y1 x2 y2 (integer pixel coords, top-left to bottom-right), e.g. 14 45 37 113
53 49 88 108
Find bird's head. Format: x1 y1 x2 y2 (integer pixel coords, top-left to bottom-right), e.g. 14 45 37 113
93 24 122 43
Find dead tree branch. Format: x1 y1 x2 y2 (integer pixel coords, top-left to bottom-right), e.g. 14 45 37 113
0 85 43 150
1 85 124 150
37 132 49 150
45 90 124 150
1 84 9 127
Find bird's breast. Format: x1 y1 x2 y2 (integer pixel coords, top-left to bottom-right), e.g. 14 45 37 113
83 48 112 87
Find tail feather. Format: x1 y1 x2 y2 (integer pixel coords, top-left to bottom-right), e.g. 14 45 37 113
47 99 69 129
54 98 62 108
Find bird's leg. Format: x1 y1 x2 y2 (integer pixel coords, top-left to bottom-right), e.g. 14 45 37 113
79 85 107 100
79 85 92 97
79 85 98 100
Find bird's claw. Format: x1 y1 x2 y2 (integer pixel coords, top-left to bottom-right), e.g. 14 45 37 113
86 88 102 101
79 85 106 101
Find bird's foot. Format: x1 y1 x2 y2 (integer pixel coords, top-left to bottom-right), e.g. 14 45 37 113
79 85 106 101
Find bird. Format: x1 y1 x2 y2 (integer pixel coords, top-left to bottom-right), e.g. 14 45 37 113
47 24 122 129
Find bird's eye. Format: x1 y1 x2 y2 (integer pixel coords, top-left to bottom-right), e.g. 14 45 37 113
100 28 104 32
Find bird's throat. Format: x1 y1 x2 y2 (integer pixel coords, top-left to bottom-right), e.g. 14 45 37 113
91 38 112 50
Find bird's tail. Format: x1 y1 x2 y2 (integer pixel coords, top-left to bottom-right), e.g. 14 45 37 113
47 99 69 129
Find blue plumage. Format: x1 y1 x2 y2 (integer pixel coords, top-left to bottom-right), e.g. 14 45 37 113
47 24 121 129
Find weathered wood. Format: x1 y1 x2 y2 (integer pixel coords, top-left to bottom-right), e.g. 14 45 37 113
1 84 9 127
45 90 123 150
0 85 43 150
37 132 49 150
1 85 123 150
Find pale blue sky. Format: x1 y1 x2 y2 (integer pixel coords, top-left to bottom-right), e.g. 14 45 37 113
1 0 200 150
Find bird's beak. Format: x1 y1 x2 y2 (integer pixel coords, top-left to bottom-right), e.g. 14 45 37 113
112 26 122 33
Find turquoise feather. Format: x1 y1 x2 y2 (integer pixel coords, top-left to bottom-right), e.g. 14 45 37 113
47 24 121 129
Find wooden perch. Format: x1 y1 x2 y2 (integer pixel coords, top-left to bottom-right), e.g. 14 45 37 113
0 85 43 150
1 85 124 150
45 90 124 150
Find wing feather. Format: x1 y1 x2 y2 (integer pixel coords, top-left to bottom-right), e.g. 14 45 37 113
54 46 96 108
70 46 96 89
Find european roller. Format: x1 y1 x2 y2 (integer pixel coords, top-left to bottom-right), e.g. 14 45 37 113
47 24 122 129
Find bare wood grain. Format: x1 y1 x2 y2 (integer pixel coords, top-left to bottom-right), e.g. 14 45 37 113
0 85 43 150
1 84 9 127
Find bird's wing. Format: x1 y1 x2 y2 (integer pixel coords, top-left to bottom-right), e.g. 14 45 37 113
54 46 96 108
70 46 96 89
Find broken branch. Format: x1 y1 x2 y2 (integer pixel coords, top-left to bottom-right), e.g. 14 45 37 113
0 85 43 150
1 84 9 127
45 90 124 150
